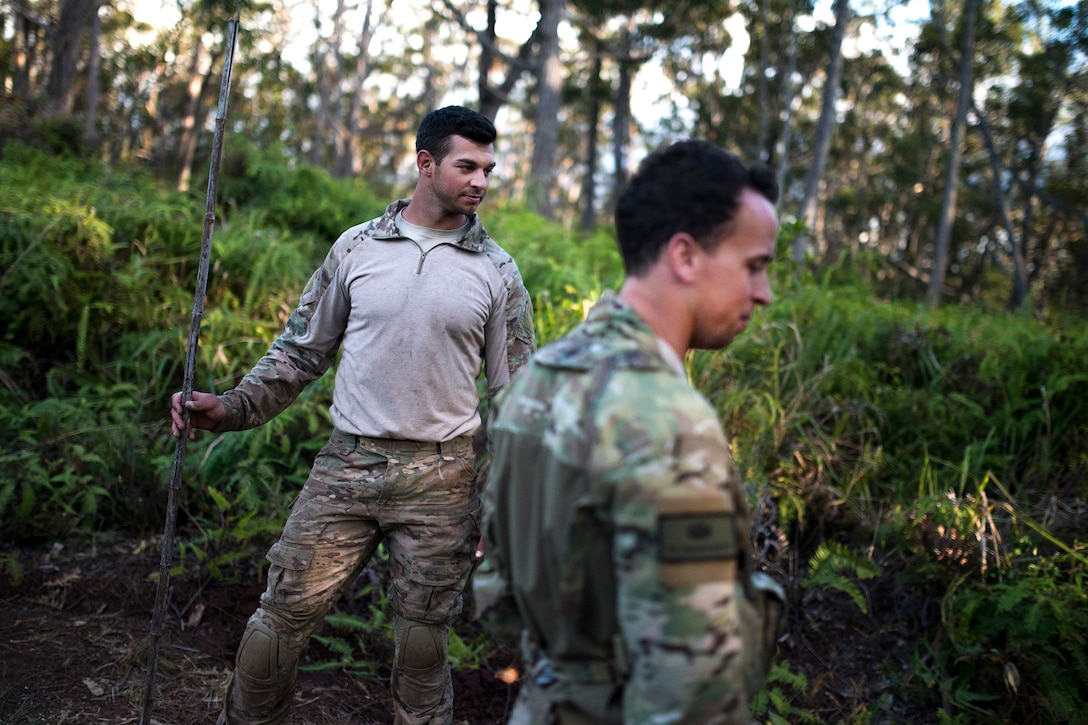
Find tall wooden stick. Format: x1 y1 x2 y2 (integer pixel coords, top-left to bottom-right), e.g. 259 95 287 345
140 14 240 725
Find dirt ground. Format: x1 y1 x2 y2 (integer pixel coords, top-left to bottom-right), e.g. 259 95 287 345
0 537 935 724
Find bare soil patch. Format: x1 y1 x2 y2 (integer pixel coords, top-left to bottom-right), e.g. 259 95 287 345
0 539 520 724
0 538 933 724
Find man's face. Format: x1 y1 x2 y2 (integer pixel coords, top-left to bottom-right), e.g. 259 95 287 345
689 189 778 350
429 135 496 217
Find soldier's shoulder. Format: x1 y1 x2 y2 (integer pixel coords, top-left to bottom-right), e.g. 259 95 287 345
607 369 718 430
534 328 659 372
480 235 526 279
326 214 384 254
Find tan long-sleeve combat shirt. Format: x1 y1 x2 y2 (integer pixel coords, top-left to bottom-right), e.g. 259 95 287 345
214 199 535 442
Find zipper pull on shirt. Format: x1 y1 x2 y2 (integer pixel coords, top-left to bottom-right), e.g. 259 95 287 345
396 210 470 274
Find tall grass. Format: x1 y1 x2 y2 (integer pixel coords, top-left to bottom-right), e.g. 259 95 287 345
698 263 1088 723
487 201 624 345
704 268 1087 525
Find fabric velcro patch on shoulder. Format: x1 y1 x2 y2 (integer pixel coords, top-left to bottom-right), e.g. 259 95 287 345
659 513 739 563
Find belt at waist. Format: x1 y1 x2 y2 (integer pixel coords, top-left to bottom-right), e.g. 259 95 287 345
334 429 474 457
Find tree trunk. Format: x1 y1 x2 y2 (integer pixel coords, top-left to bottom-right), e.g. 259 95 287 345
139 58 163 164
11 10 36 98
342 0 379 177
309 37 328 169
478 0 501 120
175 33 207 192
1012 73 1071 307
611 16 635 204
973 103 1029 308
16 3 55 94
792 0 849 263
419 18 438 114
46 0 95 116
308 1 345 169
442 0 538 122
527 0 563 218
580 45 603 231
329 0 351 177
927 0 979 306
774 0 798 205
82 0 101 145
755 0 771 162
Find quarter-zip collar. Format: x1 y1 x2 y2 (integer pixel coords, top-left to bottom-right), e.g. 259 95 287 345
370 199 489 254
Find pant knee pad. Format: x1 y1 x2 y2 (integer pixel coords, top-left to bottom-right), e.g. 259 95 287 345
395 618 447 673
236 619 279 683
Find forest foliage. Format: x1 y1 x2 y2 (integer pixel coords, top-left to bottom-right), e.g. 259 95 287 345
2 140 1087 724
3 0 1087 317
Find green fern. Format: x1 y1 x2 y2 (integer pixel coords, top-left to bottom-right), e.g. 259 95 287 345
803 542 879 614
751 661 819 724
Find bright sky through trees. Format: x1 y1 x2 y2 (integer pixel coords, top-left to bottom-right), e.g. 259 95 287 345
125 0 934 131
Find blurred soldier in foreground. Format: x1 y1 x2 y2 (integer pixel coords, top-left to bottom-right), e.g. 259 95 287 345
477 140 786 724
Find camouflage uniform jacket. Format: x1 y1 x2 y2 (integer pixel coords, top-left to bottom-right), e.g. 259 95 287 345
482 292 780 724
213 199 535 441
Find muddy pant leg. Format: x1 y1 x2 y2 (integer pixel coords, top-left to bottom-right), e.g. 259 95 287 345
382 440 479 725
222 432 386 724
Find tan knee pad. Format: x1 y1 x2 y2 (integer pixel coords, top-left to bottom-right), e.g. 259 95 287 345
394 617 447 672
236 619 279 683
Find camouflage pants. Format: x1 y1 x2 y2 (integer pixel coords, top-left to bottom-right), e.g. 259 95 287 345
219 429 480 725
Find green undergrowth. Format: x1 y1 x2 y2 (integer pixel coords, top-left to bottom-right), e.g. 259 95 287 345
697 263 1088 723
2 142 1086 723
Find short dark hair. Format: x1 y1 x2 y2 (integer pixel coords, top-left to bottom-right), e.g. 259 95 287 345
416 106 497 163
614 140 778 276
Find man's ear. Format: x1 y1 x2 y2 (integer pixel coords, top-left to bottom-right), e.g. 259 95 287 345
664 232 700 284
417 149 435 176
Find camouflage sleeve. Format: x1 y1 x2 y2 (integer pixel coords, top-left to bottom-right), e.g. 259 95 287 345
214 240 350 432
603 374 763 724
482 236 536 379
475 239 535 464
505 275 535 378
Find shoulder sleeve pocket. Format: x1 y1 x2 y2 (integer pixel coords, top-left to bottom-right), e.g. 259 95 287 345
657 491 740 590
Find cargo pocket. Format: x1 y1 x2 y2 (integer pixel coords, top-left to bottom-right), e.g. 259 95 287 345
320 429 366 465
265 542 315 608
267 542 314 571
397 570 465 622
